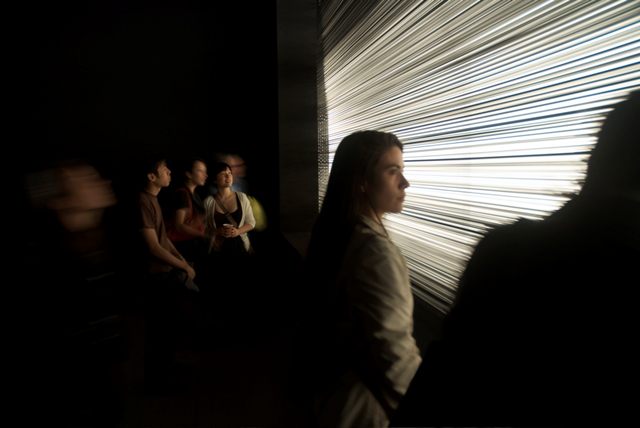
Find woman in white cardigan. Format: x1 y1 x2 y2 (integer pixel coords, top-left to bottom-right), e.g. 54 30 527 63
203 162 255 254
306 131 421 428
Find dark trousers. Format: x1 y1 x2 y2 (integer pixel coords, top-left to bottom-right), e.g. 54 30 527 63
144 271 196 380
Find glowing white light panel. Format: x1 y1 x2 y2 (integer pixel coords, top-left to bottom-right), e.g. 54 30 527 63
319 0 640 313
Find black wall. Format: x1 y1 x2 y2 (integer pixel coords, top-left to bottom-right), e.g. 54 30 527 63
17 0 279 224
277 0 319 252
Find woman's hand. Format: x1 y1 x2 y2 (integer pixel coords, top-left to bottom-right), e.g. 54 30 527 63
219 224 239 238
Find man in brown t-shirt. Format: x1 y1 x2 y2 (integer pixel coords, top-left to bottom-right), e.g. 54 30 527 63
138 158 199 388
138 159 196 281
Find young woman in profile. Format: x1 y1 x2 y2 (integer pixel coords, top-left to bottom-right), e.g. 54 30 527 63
165 158 208 265
305 130 422 428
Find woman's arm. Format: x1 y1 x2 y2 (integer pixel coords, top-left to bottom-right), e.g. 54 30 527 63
203 196 217 237
347 236 421 414
238 192 256 234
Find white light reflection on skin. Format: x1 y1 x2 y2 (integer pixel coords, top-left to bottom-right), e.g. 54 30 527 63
320 0 640 312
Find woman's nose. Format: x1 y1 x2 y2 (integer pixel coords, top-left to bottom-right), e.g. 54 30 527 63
401 174 409 189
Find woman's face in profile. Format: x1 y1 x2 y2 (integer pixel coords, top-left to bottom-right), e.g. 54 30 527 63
366 146 409 216
215 167 233 189
187 161 208 187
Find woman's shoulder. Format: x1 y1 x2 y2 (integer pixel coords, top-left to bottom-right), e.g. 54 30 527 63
345 225 408 287
351 223 395 257
354 216 391 242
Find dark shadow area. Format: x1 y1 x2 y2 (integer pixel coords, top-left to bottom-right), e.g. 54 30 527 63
15 2 317 427
16 0 279 224
21 164 309 427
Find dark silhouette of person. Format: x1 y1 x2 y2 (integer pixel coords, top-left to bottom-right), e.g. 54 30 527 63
392 90 640 427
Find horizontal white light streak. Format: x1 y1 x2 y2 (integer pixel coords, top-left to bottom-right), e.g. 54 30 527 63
319 0 640 313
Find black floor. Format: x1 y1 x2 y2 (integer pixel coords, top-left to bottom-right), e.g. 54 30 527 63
29 230 441 427
26 231 311 427
117 311 307 427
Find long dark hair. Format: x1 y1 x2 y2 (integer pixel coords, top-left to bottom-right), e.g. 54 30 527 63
306 130 403 284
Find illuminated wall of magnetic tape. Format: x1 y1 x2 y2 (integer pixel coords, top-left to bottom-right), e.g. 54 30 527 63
318 0 640 313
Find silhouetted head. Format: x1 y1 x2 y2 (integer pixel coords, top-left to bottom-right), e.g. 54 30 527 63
582 90 640 198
